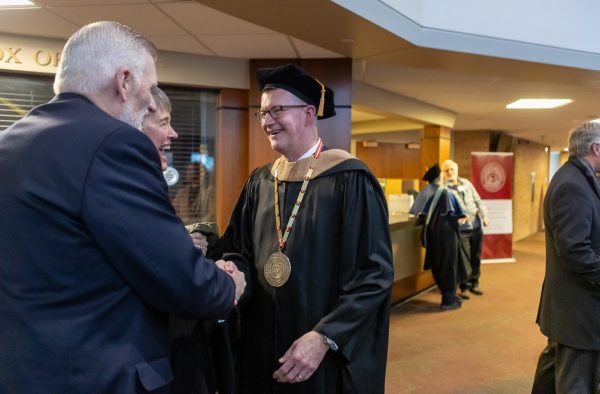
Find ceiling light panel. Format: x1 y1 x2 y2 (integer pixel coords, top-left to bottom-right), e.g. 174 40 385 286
0 0 37 7
506 99 573 109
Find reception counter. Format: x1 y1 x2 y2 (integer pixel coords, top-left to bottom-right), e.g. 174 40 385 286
389 214 435 304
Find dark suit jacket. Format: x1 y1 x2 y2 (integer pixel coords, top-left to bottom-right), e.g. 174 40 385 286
0 93 235 393
537 155 600 350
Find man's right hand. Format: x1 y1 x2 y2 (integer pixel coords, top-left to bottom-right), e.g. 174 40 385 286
216 259 246 305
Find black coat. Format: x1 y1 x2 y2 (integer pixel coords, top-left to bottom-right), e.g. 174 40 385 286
421 187 470 292
171 223 239 394
537 156 600 350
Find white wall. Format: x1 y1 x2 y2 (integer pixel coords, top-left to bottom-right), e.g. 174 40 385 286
384 0 600 54
334 0 600 71
549 151 561 182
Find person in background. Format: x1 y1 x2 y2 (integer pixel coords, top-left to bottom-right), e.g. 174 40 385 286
142 86 178 171
0 21 244 393
442 159 489 300
532 122 600 393
416 167 469 310
218 63 394 393
140 86 210 254
409 163 442 216
142 87 237 394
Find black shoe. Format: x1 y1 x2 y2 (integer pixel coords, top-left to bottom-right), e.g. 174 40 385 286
469 286 483 295
458 290 470 300
440 301 462 311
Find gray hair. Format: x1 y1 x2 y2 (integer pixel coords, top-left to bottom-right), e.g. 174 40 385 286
568 122 600 156
151 86 172 113
53 21 157 95
441 159 458 170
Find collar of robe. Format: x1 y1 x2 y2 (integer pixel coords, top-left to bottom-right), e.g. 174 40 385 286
271 149 355 182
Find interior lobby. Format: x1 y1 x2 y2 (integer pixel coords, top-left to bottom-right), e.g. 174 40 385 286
1 1 599 392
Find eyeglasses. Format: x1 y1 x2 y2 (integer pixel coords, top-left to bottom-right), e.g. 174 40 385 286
254 105 308 122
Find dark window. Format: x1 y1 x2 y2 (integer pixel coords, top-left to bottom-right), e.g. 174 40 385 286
0 73 217 224
161 86 218 225
0 73 54 131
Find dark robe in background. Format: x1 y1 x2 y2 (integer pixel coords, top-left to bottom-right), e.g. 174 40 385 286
219 150 394 394
170 223 238 394
169 314 239 394
421 187 470 300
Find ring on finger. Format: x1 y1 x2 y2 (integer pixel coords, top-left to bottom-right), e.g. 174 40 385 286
296 374 303 381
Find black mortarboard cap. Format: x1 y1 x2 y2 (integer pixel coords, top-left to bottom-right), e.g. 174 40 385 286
422 163 441 182
256 63 336 119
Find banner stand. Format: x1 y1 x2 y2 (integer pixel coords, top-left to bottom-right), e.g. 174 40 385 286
471 152 515 263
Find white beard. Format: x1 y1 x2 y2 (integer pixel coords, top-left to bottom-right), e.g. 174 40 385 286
119 100 146 131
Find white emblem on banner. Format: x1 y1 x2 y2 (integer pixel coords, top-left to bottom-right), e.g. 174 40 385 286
480 162 506 193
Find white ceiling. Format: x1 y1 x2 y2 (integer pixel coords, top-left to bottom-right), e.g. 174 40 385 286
2 0 599 149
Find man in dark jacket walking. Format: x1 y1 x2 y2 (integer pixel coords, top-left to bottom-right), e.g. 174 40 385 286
533 122 600 393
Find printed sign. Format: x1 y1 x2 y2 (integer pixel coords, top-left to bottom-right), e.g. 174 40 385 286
471 152 514 262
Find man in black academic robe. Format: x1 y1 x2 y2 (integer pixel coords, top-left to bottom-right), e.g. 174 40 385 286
420 185 470 309
218 63 393 394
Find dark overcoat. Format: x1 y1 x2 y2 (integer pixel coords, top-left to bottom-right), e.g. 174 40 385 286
537 156 600 350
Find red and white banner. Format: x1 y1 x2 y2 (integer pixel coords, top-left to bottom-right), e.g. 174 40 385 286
471 152 515 263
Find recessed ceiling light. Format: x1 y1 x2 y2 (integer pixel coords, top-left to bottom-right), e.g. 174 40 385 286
506 99 572 109
0 0 37 8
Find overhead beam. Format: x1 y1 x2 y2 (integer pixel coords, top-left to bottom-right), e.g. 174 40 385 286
352 81 456 128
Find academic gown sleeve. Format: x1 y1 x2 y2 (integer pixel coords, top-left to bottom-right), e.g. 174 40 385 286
312 169 393 386
217 167 267 302
82 127 234 320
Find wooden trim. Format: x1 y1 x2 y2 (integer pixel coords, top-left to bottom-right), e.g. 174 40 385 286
391 270 436 304
216 88 248 233
356 142 421 179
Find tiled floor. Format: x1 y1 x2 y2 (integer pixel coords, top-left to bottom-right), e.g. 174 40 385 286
386 232 547 393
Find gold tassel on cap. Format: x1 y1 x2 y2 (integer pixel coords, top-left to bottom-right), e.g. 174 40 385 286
314 78 325 117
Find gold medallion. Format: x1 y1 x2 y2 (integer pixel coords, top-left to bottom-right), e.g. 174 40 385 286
264 251 291 287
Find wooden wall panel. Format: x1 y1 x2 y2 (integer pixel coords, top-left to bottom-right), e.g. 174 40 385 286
216 88 248 233
559 151 569 165
248 58 352 170
452 130 491 181
513 141 549 241
356 142 421 179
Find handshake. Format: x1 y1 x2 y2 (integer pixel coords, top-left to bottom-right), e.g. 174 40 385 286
187 222 246 305
215 259 245 305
